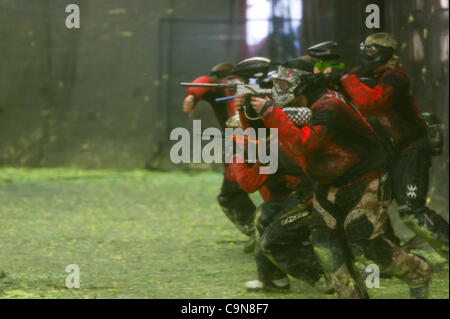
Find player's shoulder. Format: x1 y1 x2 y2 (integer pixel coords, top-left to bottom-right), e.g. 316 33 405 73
380 66 410 85
309 90 351 125
312 89 348 112
192 75 215 84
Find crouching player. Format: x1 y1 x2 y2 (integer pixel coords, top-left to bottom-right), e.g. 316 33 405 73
245 59 432 298
339 33 449 261
233 80 329 292
183 62 257 251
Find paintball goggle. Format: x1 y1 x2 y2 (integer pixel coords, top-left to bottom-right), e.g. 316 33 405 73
360 42 394 71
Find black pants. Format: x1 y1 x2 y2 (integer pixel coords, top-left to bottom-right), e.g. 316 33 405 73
254 194 323 286
217 172 256 237
391 138 449 258
310 176 432 298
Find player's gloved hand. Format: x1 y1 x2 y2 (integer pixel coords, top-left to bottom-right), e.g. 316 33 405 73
234 94 246 111
183 94 196 117
325 68 345 87
250 96 273 116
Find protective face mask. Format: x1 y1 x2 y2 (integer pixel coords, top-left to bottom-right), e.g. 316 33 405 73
272 88 295 107
270 66 304 107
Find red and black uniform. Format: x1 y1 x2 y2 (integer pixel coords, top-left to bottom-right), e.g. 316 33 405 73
226 155 301 202
342 67 427 149
184 76 256 238
263 89 386 186
227 137 322 286
234 108 323 287
232 110 308 202
342 67 449 260
262 89 432 298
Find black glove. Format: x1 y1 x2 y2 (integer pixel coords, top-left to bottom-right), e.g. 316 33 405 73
326 68 345 87
294 73 327 96
258 100 274 116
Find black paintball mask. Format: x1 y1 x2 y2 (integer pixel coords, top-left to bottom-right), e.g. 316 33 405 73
360 42 394 72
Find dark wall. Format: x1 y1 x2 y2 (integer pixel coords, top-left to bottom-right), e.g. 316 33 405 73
0 0 241 169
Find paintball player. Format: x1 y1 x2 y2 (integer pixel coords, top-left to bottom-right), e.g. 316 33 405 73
242 59 432 298
307 40 406 248
182 62 257 252
233 63 329 292
183 62 238 127
226 137 302 202
235 113 326 292
338 32 449 261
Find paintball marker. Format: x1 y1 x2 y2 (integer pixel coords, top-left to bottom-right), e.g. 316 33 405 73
307 41 345 72
182 56 273 120
181 57 273 120
230 56 273 120
179 82 272 120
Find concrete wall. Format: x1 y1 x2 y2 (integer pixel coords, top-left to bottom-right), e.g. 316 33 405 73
0 0 242 169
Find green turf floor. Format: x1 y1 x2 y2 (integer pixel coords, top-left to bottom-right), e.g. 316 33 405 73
0 168 448 299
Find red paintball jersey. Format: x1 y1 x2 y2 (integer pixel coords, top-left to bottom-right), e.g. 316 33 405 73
226 110 313 202
262 90 384 186
341 67 428 150
225 154 304 202
185 76 237 130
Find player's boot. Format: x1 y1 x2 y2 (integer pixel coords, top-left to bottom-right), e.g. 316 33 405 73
410 284 429 299
245 277 290 292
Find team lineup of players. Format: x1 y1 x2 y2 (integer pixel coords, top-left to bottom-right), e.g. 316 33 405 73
182 32 449 299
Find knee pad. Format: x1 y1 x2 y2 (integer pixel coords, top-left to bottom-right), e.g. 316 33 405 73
217 194 231 208
344 214 374 243
255 202 279 231
362 236 394 268
217 180 250 208
217 195 256 236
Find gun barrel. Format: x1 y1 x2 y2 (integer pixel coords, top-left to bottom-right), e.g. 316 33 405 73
180 82 235 88
215 96 235 102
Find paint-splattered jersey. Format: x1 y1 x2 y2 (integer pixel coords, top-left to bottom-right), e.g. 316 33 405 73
225 151 312 202
262 89 385 185
341 67 427 149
